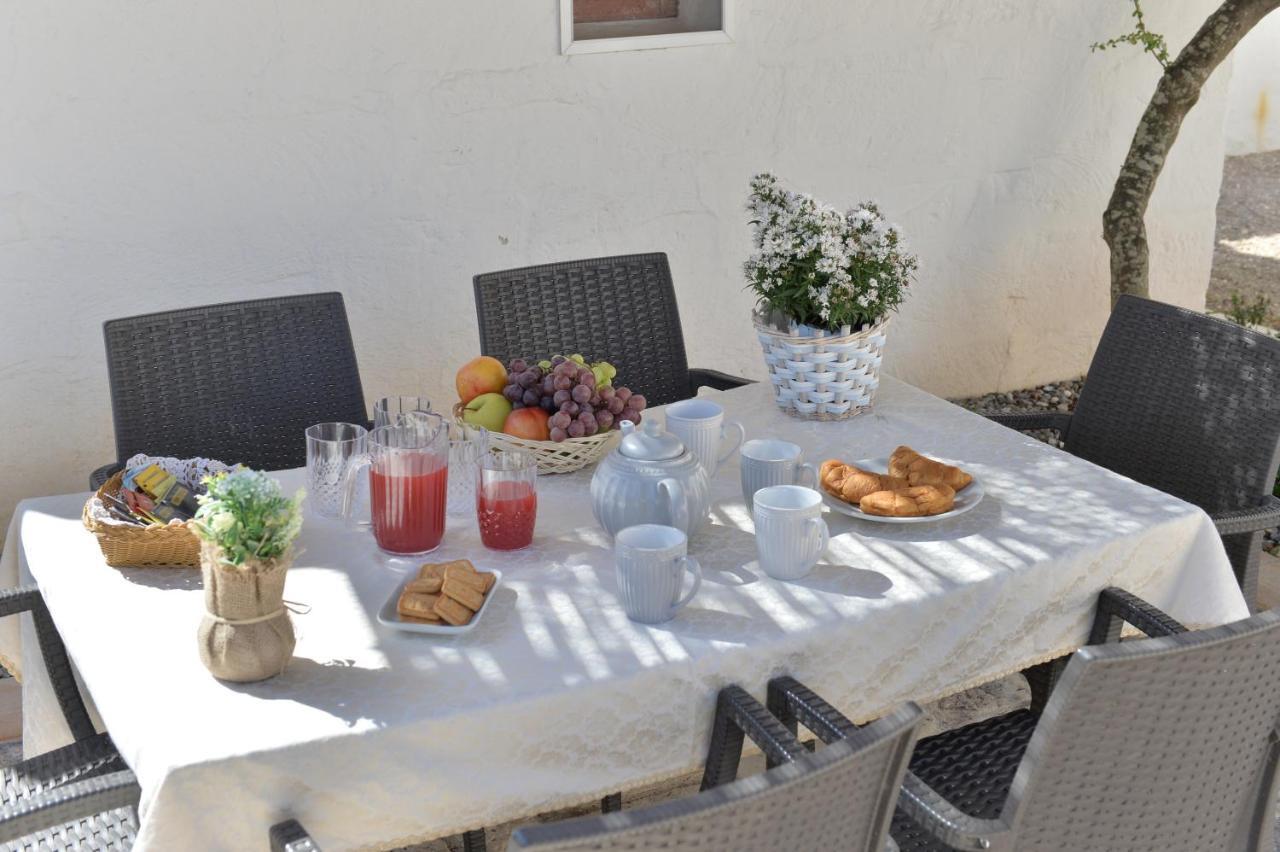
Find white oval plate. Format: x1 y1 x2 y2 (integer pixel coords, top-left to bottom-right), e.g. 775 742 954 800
821 458 984 524
378 568 503 635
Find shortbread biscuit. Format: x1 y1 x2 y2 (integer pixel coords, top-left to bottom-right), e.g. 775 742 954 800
398 591 442 621
418 563 447 582
477 571 496 593
443 562 487 592
442 576 485 611
405 576 443 595
433 595 473 626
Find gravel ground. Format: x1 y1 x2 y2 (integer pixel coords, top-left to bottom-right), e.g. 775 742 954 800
1207 151 1280 325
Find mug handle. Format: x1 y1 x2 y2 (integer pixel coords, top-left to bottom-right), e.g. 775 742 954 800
670 555 703 615
716 421 747 472
341 452 372 528
794 462 819 490
806 517 829 564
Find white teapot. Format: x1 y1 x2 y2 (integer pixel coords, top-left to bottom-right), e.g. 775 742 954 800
590 418 712 539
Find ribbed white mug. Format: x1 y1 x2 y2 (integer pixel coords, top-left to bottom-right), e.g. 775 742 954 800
665 399 746 477
615 524 702 624
753 485 829 581
740 439 818 507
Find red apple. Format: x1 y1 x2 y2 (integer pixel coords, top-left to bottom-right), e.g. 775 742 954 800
504 407 550 441
456 356 508 406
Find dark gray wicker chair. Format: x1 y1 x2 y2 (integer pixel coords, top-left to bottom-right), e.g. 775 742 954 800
269 687 922 852
90 293 368 489
0 586 141 849
771 587 1280 851
987 295 1280 609
472 254 751 407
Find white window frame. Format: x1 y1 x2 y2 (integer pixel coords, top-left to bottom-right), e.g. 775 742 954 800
559 0 733 55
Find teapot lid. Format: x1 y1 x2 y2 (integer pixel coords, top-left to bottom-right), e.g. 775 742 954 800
618 418 684 461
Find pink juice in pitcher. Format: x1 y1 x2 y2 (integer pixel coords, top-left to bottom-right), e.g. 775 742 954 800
370 463 448 555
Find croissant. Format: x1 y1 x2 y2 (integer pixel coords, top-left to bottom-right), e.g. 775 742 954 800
859 484 956 517
820 460 908 505
888 446 972 492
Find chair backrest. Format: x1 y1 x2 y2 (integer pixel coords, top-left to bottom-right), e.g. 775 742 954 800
1067 295 1280 512
1005 609 1280 851
473 253 694 406
103 292 367 471
508 704 922 852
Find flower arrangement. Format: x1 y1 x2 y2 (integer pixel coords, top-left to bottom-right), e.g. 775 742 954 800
192 469 304 566
745 173 918 332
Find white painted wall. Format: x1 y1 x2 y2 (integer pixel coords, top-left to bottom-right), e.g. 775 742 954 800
1225 10 1280 155
1 1 1232 535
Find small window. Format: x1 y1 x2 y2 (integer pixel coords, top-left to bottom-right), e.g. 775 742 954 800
560 0 731 55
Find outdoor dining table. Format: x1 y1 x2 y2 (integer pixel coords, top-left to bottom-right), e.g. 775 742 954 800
0 376 1249 851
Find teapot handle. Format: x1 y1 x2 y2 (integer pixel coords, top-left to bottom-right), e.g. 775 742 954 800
658 477 689 534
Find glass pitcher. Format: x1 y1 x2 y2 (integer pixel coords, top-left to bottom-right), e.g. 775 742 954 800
343 412 450 556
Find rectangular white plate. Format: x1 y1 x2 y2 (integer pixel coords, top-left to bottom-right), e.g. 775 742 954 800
377 568 504 635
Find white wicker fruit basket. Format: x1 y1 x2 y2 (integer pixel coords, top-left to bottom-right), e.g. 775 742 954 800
452 404 621 475
754 313 890 421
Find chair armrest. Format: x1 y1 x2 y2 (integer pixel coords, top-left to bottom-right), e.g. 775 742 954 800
1212 497 1280 536
89 463 123 491
270 819 322 852
688 368 754 392
984 411 1073 438
0 586 95 742
896 771 1011 852
766 675 860 747
1088 587 1187 646
0 769 140 846
699 685 807 790
768 677 1008 851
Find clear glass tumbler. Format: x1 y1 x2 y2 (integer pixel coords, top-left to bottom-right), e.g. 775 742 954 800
447 426 482 518
373 396 432 430
305 422 368 518
476 451 538 550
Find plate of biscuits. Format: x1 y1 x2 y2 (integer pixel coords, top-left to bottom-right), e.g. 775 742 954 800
378 559 502 635
819 446 983 524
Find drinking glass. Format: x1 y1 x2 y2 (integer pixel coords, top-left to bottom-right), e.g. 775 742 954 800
305 422 368 518
374 396 432 429
476 451 537 550
447 426 483 518
343 412 450 556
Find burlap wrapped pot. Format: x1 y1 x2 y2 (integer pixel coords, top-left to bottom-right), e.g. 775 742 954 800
197 540 296 682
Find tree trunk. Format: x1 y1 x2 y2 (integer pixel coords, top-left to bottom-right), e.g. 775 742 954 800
1103 0 1280 306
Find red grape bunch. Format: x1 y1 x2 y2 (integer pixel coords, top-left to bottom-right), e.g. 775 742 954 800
501 355 646 442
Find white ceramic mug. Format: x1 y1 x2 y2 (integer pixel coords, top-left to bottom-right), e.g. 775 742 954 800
753 485 829 581
615 524 702 624
740 439 818 507
664 399 746 478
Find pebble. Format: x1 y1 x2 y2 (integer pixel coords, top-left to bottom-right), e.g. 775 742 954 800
951 375 1279 554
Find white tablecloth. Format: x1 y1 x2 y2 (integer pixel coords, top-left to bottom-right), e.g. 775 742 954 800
0 378 1248 851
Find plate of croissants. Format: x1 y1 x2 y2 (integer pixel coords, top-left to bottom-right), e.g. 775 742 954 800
819 446 983 523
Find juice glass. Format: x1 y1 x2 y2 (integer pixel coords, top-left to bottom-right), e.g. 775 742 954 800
476 452 537 550
343 412 450 555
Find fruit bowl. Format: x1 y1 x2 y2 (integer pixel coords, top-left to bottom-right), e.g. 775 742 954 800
452 403 620 475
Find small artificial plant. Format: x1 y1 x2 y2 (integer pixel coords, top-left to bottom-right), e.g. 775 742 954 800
745 173 918 332
192 469 304 566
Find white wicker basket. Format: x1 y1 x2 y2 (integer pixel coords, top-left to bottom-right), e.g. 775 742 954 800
452 404 620 475
753 314 890 421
